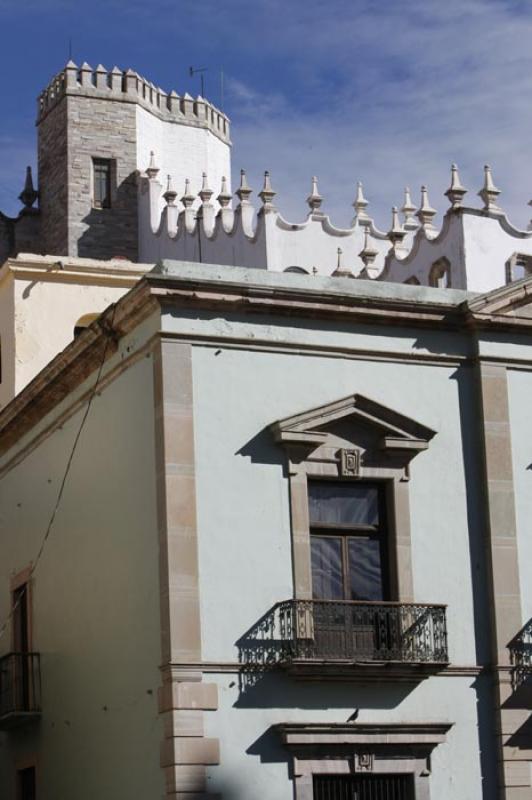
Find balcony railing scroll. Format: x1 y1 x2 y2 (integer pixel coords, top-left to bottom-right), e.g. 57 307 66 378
0 652 41 728
237 600 448 688
509 619 532 691
280 600 448 664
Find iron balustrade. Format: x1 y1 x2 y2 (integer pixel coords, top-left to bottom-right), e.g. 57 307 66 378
277 600 448 664
0 652 41 726
509 619 532 690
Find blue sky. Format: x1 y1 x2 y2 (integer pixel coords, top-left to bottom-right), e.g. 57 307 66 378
1 0 532 230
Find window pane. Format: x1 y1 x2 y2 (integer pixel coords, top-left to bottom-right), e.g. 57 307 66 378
93 159 111 208
311 536 344 600
308 482 379 527
348 538 384 601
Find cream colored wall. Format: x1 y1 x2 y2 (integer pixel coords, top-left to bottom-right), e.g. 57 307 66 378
0 320 164 799
12 275 129 398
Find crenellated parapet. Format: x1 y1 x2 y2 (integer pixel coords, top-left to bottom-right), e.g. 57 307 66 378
37 61 230 144
138 159 532 292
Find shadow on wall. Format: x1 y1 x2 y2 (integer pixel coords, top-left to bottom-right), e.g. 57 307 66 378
77 172 138 261
236 425 286 469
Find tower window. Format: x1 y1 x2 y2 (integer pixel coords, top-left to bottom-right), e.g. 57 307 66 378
92 158 112 209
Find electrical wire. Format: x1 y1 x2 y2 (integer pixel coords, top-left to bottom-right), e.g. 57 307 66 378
0 307 118 642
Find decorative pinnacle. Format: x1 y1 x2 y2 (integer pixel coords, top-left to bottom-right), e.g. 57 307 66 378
388 206 406 244
18 166 38 209
445 163 467 209
359 227 379 268
181 178 195 209
163 174 177 205
307 176 323 213
416 186 437 229
217 176 232 208
478 164 501 212
401 186 418 230
259 171 276 208
199 172 213 203
146 151 159 180
332 246 354 279
353 181 370 222
236 169 252 203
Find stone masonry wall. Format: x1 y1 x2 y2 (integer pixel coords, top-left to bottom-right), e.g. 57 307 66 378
67 95 138 260
38 99 68 256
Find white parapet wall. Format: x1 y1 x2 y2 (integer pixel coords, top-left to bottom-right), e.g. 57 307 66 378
138 163 532 294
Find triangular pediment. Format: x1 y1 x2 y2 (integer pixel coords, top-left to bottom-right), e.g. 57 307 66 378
467 275 532 319
271 394 436 454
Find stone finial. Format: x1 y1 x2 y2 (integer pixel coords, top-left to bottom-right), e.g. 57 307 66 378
181 179 195 209
332 246 354 278
110 66 122 92
65 60 78 88
353 181 370 223
401 186 418 230
217 176 232 208
163 174 177 205
168 89 180 114
259 171 276 210
416 186 437 230
445 163 467 209
80 61 93 88
95 64 108 90
146 151 159 180
18 166 38 210
236 169 252 203
478 164 501 212
199 172 213 203
307 176 323 213
359 227 379 268
387 206 406 244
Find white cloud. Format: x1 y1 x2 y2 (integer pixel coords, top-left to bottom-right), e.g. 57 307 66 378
225 0 532 229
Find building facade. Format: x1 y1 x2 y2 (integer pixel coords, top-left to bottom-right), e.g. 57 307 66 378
1 62 532 800
0 262 532 799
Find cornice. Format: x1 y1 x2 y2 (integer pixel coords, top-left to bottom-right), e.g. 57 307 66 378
1 265 532 462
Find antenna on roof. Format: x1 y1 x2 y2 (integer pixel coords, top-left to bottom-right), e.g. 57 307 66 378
189 65 208 98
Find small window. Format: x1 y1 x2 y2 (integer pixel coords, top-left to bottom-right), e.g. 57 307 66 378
17 766 36 800
284 266 309 274
506 254 532 283
92 158 112 209
429 258 451 288
73 313 99 338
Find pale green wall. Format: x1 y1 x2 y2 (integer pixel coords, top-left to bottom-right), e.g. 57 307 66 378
508 368 532 623
185 333 494 800
0 336 164 800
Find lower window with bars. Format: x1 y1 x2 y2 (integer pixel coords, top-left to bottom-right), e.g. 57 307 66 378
313 774 415 800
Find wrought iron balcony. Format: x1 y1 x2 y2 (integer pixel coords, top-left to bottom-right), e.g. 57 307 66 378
238 600 448 685
0 652 41 729
509 619 532 692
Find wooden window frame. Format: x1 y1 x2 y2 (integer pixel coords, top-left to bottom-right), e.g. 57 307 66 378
92 157 113 210
271 394 436 605
309 479 391 601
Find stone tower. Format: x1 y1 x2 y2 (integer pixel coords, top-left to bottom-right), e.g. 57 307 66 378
37 61 231 261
